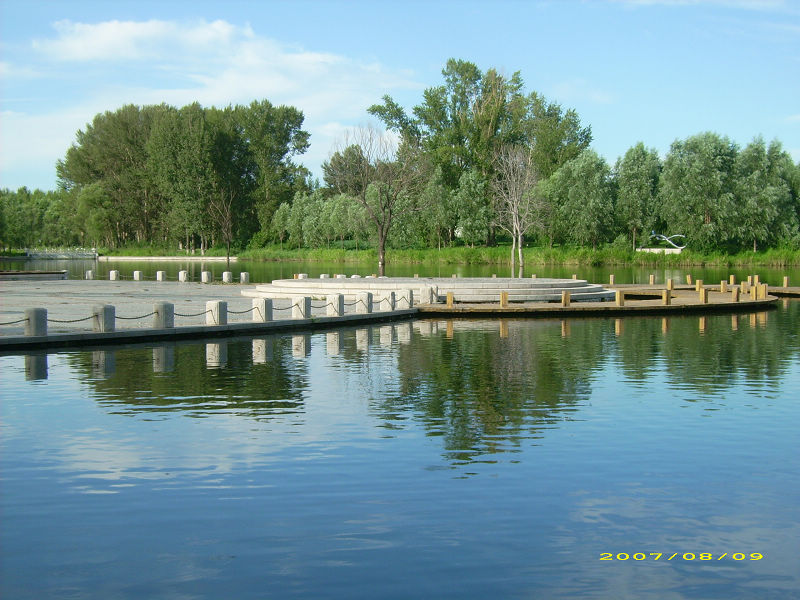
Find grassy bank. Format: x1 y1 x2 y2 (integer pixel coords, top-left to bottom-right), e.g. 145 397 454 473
239 245 800 267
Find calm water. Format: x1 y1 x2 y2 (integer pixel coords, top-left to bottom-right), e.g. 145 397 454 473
1 303 799 599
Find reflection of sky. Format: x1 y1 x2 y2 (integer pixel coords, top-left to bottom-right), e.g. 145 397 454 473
2 312 799 598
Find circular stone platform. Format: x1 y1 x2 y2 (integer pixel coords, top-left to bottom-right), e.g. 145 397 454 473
242 276 615 303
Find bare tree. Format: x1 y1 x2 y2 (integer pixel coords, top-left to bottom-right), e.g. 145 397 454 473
491 145 542 274
323 125 426 275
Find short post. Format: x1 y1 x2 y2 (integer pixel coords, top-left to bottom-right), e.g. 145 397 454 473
615 290 624 307
686 274 692 285
153 302 174 329
24 308 47 336
753 274 760 285
531 274 537 279
561 291 570 307
252 298 273 322
293 273 298 279
178 270 188 282
298 273 308 279
222 271 233 283
783 276 789 288
667 278 674 291
335 274 347 279
383 291 396 311
156 271 166 281
85 270 94 280
732 287 740 302
319 273 329 279
133 271 143 281
699 287 708 304
447 292 455 308
499 291 508 308
749 285 757 300
109 270 120 281
206 301 227 325
720 280 727 293
695 279 703 292
492 274 497 278
747 275 753 285
240 272 250 284
413 274 419 278
662 290 671 306
758 283 768 300
572 274 578 280
452 273 458 278
201 271 212 284
609 274 615 285
729 274 736 285
327 294 344 317
356 292 373 314
292 297 311 319
398 290 413 309
649 274 655 285
93 305 115 332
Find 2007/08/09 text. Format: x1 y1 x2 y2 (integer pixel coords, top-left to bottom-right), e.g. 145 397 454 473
600 553 763 561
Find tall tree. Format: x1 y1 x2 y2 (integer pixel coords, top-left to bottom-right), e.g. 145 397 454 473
615 142 661 250
659 132 738 251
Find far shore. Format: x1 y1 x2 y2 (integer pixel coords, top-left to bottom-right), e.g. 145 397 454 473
98 256 238 262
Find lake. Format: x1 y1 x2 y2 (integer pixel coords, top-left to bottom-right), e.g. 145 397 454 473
1 298 798 598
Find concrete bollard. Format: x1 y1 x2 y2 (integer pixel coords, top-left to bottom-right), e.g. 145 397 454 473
499 291 508 308
109 270 120 281
201 271 212 284
667 278 674 291
561 291 570 307
222 271 233 284
156 271 166 281
783 276 789 288
609 274 615 285
351 274 361 279
153 302 174 328
447 292 455 308
178 270 189 282
252 298 273 322
85 270 94 280
298 273 308 279
732 287 740 302
492 274 497 278
414 274 419 278
452 273 458 278
206 301 227 325
720 280 727 293
695 279 703 292
356 292 373 314
398 290 414 309
615 290 624 307
420 286 436 304
662 290 671 306
335 274 347 279
686 274 692 285
133 271 143 281
383 291 396 311
649 274 655 285
24 308 47 336
729 274 736 285
327 294 344 317
320 273 330 279
93 305 115 332
240 272 250 284
699 287 709 304
292 297 311 319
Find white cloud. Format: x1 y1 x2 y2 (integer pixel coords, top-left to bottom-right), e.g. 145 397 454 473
786 114 800 123
549 79 615 105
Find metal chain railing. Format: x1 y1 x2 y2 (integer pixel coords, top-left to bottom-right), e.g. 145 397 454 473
0 317 29 326
174 309 212 318
228 306 257 315
116 311 157 320
47 315 95 323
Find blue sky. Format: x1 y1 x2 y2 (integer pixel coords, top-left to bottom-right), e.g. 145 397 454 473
1 0 798 191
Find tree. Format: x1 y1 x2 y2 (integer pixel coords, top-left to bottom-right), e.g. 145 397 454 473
615 143 661 250
491 145 541 272
454 170 492 247
545 150 614 250
659 132 738 252
323 126 427 274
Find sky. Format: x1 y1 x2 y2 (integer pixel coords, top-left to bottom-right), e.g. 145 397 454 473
1 0 799 191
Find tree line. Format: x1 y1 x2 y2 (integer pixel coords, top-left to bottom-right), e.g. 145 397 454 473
2 58 799 271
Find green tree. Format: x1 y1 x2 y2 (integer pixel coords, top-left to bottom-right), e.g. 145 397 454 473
659 132 738 252
615 142 661 250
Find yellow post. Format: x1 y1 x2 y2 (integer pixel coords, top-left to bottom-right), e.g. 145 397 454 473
695 279 703 292
667 278 674 291
615 290 624 307
699 287 708 304
754 274 760 285
662 290 671 306
531 274 537 279
572 274 577 280
686 274 693 285
747 275 753 285
749 285 757 300
729 274 736 285
452 273 457 278
609 274 615 285
783 276 789 288
649 274 655 285
720 280 727 293
561 291 571 307
500 291 509 308
446 292 454 308
732 287 740 303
